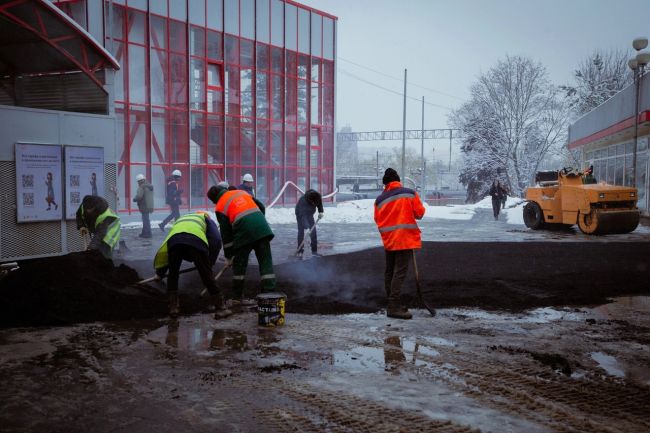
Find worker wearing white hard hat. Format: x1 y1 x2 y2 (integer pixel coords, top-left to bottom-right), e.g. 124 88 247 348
133 173 154 238
160 169 183 231
238 173 254 196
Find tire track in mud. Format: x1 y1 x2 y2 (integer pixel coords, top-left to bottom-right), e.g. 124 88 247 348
231 376 479 433
281 320 650 433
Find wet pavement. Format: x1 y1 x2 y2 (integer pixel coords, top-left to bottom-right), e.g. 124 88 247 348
2 207 650 432
1 297 649 432
117 206 650 265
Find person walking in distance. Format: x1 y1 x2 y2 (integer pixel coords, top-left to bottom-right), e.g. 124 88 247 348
159 169 182 231
294 189 324 258
489 179 505 220
374 168 425 320
133 174 154 238
207 184 276 306
154 212 231 319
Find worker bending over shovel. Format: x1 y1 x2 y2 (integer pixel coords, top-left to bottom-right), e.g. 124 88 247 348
154 211 232 319
294 189 324 258
76 195 121 259
207 184 276 306
374 168 425 320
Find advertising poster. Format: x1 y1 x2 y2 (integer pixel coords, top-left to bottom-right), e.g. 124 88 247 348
15 143 63 223
64 146 104 220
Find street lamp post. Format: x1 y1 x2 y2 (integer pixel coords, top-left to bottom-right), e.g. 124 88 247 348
629 37 650 187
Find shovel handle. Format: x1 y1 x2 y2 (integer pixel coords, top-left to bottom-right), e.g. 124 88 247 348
412 250 436 317
137 266 197 285
200 262 232 297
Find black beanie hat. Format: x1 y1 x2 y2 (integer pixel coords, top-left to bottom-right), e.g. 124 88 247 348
382 168 400 185
206 185 225 203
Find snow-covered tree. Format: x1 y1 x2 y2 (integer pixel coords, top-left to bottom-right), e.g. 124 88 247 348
560 49 632 117
450 56 569 201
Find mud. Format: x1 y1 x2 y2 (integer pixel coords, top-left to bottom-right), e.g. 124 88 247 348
1 241 648 328
0 251 157 327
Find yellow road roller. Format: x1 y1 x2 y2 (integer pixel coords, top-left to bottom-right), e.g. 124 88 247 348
523 167 640 235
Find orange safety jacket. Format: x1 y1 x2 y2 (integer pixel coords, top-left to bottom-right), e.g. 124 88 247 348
374 181 426 251
214 190 262 226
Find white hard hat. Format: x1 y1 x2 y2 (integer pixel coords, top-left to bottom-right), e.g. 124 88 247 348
135 174 145 182
172 169 182 177
242 173 254 182
217 181 229 188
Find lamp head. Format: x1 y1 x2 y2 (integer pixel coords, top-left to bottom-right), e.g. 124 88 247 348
633 37 648 51
629 58 639 70
636 50 650 66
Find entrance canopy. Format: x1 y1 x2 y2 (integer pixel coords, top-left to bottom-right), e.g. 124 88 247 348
0 0 119 91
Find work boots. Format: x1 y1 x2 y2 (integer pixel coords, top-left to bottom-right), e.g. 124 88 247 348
168 292 179 318
213 294 233 319
387 302 412 320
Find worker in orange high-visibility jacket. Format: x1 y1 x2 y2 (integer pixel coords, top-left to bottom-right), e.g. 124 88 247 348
207 184 275 306
374 168 425 320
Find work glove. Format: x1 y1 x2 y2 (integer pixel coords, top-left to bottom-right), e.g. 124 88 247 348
318 212 324 220
79 227 89 237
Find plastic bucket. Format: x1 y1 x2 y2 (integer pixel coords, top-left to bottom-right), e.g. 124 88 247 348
256 292 287 327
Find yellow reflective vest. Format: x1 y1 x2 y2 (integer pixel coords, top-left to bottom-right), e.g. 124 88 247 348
154 213 208 270
95 208 121 250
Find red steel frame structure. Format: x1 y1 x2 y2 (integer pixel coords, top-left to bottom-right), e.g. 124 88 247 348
54 0 336 212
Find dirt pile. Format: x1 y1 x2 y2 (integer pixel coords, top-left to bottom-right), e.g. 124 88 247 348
2 241 649 327
275 241 650 314
0 251 169 327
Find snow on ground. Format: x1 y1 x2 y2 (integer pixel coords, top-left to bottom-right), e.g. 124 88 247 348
120 196 528 228
503 198 526 225
265 196 525 224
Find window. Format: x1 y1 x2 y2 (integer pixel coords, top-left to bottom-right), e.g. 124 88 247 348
257 0 270 43
298 9 310 54
323 17 334 60
225 0 239 35
189 0 205 25
207 0 223 30
285 4 297 51
271 0 283 47
240 0 255 39
311 13 322 57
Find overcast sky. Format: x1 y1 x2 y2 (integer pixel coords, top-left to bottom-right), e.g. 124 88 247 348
300 0 649 159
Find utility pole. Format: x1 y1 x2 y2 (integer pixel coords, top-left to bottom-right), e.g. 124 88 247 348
449 129 453 172
401 69 407 178
421 96 425 194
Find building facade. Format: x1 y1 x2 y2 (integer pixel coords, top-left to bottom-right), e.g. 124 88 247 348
55 0 337 210
567 74 649 216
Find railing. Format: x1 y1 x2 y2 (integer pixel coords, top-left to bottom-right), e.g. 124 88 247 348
267 181 338 208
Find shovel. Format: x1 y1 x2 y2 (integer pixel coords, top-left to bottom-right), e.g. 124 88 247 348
138 266 196 284
412 250 436 317
290 215 322 260
199 261 232 297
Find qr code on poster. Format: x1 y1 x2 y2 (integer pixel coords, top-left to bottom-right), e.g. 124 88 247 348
22 175 34 188
23 193 34 207
70 175 80 187
71 192 81 205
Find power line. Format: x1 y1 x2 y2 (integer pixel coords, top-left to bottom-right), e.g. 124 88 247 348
339 56 465 101
339 68 454 111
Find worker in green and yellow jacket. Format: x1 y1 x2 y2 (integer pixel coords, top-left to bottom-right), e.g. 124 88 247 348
154 211 231 319
207 184 275 306
75 195 121 259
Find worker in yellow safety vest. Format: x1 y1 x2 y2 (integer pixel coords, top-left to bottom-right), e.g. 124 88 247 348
154 211 231 319
75 195 121 259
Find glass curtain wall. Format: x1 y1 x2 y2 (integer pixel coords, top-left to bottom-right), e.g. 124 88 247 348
99 0 335 211
584 137 649 213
